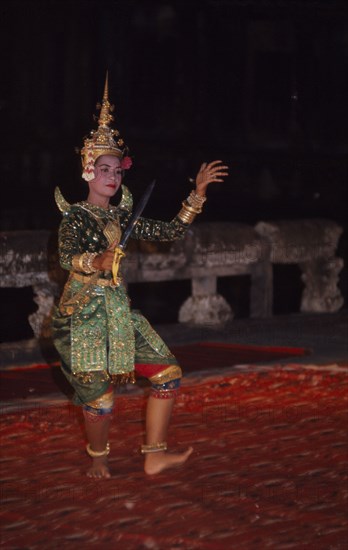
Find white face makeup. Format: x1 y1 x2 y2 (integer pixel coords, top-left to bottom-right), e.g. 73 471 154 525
87 155 122 206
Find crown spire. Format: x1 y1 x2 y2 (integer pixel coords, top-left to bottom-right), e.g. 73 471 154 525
103 71 109 101
103 71 109 102
98 71 113 128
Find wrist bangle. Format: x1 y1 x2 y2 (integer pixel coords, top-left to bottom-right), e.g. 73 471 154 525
187 191 207 210
83 252 98 274
72 253 98 274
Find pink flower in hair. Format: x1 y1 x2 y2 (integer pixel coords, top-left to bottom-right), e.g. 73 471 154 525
121 156 133 170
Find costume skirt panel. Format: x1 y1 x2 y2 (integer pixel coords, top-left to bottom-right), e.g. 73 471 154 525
52 308 179 406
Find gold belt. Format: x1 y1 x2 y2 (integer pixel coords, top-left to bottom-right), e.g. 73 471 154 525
72 272 122 287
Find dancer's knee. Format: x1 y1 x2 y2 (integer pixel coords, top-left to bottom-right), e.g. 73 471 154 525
149 365 182 399
83 386 114 422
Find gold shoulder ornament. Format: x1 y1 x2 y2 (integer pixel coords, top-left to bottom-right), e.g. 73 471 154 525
117 185 133 213
54 185 133 216
54 186 70 214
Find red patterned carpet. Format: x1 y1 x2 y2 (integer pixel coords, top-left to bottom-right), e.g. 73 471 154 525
1 365 347 549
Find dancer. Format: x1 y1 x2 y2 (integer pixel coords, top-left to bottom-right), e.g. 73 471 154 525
52 75 228 478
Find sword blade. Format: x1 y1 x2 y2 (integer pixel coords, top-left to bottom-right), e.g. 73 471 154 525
119 179 156 249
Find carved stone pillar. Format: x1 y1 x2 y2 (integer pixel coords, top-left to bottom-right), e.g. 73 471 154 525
300 257 344 313
255 218 344 315
250 239 272 318
179 276 233 325
28 283 59 339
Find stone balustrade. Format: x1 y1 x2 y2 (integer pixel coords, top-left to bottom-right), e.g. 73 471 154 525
0 220 344 341
255 219 344 313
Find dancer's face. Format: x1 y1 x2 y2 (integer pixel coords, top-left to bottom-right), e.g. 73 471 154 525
88 155 122 199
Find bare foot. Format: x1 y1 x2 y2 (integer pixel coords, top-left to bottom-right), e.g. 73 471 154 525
87 456 111 479
144 447 193 475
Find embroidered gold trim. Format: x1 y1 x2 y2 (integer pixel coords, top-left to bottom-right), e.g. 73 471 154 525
148 365 182 384
110 372 136 385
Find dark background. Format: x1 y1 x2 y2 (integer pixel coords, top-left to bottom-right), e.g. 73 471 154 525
0 0 347 337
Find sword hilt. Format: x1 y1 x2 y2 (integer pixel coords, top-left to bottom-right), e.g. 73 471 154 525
112 246 126 284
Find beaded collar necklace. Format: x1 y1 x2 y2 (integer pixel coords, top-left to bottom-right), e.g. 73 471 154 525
78 201 116 221
77 201 121 245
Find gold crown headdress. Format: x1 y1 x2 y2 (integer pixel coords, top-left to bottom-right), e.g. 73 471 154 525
80 73 132 181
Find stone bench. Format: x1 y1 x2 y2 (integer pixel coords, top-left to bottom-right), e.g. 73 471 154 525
0 219 344 341
123 222 270 324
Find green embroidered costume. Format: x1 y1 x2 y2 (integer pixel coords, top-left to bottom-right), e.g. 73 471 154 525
51 185 189 405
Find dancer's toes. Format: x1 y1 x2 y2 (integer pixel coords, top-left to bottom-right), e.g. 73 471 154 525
144 446 193 475
87 457 111 479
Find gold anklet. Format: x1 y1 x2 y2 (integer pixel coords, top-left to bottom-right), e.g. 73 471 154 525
141 442 167 454
86 442 110 458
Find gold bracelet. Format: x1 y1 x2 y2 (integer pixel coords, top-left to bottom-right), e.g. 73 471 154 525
73 253 98 273
83 252 98 274
140 442 167 454
188 191 207 210
86 442 110 458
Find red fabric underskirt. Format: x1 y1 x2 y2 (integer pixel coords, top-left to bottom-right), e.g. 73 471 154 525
134 363 171 378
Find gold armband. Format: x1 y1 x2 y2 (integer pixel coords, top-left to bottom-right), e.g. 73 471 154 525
72 255 82 271
177 192 207 224
78 254 86 272
177 201 200 224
